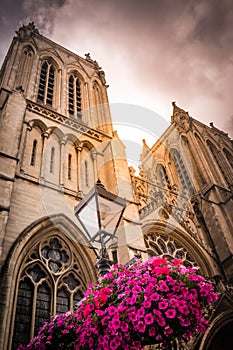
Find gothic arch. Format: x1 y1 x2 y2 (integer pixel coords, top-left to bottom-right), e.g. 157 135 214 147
1 214 96 350
142 220 214 276
38 52 62 70
65 133 79 144
199 310 233 350
15 44 36 93
66 65 87 83
21 120 46 177
47 126 65 141
81 139 95 151
28 119 47 133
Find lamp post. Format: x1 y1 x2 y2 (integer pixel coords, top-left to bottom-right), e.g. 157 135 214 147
74 180 126 277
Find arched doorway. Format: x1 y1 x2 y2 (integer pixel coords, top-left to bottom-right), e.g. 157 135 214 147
200 311 233 350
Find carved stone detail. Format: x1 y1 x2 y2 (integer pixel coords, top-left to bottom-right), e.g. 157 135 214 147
27 102 104 141
171 102 192 133
16 22 39 41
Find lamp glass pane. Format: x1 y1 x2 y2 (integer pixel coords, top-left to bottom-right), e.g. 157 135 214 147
98 195 124 235
78 195 99 240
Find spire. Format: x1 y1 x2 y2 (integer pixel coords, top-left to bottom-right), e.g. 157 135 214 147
172 101 185 115
171 102 191 133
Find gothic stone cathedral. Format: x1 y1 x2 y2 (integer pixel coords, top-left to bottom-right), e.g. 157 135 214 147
0 23 232 350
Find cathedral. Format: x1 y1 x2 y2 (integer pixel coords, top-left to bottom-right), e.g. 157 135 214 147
0 23 232 350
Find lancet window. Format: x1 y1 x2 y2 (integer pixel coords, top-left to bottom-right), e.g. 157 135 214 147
37 60 55 106
30 140 37 166
170 149 193 194
68 73 82 117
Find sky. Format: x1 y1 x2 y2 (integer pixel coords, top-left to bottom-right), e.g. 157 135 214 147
1 0 233 166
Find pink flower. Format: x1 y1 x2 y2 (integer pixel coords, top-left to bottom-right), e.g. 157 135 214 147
164 326 173 336
158 281 169 291
151 257 168 267
183 330 192 339
180 318 190 327
151 292 160 301
145 313 154 325
137 321 146 333
165 309 176 318
149 326 156 337
158 301 168 310
111 317 121 330
143 299 151 308
157 317 166 327
121 321 129 332
110 339 120 350
137 308 145 318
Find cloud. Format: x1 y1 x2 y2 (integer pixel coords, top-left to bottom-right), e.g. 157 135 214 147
0 0 232 138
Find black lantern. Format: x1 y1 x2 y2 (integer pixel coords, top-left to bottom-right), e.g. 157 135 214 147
74 180 126 276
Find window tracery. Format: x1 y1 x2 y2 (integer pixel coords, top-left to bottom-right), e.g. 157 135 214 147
170 149 193 194
37 60 55 106
207 141 231 186
145 232 196 267
157 164 171 189
16 46 34 92
223 148 233 169
68 73 82 118
12 236 86 350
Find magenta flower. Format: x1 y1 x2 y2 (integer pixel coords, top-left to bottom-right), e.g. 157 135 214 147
149 326 156 337
158 301 168 310
165 309 177 318
136 320 146 333
145 313 154 325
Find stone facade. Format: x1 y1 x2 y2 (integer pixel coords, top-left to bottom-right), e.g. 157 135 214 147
130 102 233 349
0 23 232 349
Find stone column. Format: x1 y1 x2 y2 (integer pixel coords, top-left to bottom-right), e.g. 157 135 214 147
40 132 49 183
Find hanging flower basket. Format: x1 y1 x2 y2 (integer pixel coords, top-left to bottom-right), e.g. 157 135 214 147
18 257 218 350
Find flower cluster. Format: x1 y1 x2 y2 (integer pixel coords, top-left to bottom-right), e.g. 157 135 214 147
18 257 218 350
17 311 80 350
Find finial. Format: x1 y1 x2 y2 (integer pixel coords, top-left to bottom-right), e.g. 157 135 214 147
96 179 106 189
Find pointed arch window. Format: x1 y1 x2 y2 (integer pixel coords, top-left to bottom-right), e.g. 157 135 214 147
84 160 89 187
50 147 55 173
16 46 34 93
30 139 37 166
170 149 193 194
37 60 55 106
12 236 86 350
207 141 231 186
68 73 82 118
157 164 171 189
145 232 196 268
223 148 233 169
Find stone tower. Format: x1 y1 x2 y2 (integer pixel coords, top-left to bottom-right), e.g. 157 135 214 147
0 23 142 349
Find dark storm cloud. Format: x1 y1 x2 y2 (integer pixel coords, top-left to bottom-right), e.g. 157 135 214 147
0 0 68 61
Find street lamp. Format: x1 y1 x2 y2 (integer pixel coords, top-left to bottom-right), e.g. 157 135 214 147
74 180 126 277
